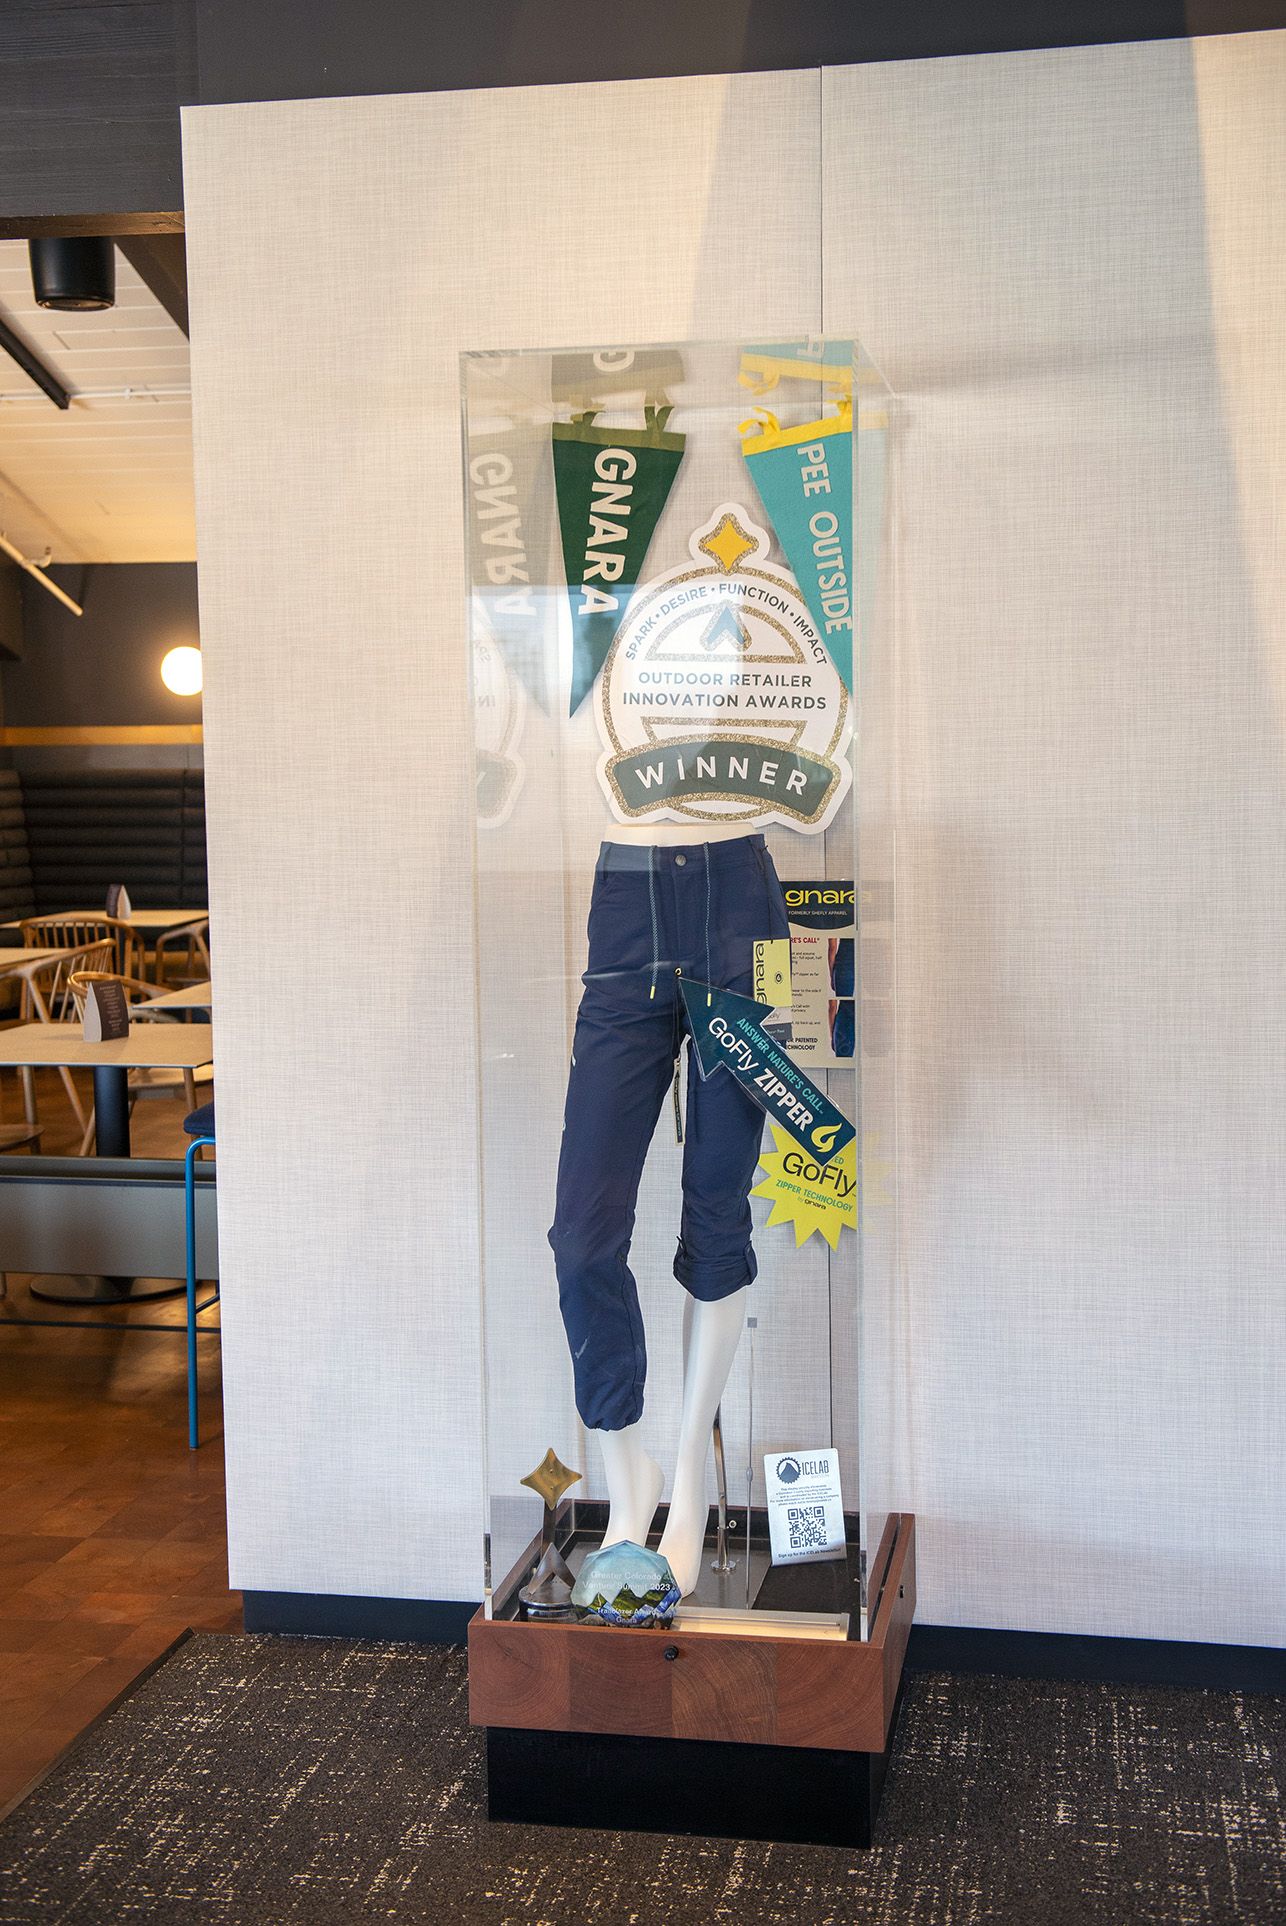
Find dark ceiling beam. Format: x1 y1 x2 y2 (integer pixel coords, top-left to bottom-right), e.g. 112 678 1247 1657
0 0 192 235
0 315 70 410
193 0 1286 102
118 233 189 335
0 212 183 240
0 0 1282 243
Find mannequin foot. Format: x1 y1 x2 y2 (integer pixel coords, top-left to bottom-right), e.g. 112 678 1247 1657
657 1488 708 1596
602 1451 664 1550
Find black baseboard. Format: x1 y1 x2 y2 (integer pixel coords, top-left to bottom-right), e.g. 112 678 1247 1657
907 1625 1286 1695
241 1592 1284 1695
241 1591 476 1644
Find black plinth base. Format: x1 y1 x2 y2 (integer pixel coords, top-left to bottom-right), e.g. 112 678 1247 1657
485 1679 905 1850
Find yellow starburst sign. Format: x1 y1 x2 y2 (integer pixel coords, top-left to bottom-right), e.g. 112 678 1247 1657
751 1127 892 1249
752 1123 856 1249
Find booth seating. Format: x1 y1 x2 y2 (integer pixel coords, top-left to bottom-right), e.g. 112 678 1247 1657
0 767 207 928
0 770 34 926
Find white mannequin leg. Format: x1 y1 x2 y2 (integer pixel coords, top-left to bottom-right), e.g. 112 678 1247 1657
593 1421 664 1550
658 1287 748 1595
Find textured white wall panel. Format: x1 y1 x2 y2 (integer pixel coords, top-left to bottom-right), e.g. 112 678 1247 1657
184 36 1285 1641
182 71 821 1602
825 34 1286 1644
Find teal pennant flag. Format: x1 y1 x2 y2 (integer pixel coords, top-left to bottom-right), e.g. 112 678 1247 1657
741 403 856 693
679 979 855 1166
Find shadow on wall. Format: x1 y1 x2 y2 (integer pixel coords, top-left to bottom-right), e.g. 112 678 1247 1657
817 37 1286 1641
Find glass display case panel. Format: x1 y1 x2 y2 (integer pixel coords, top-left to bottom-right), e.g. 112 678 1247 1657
464 336 894 1640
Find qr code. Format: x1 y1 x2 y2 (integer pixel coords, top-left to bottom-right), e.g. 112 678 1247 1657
786 1504 828 1551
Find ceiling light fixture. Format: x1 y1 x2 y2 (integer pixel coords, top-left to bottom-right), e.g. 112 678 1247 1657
161 645 202 696
28 237 115 312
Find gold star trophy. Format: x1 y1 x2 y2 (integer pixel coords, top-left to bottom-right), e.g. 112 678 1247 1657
518 1448 582 1618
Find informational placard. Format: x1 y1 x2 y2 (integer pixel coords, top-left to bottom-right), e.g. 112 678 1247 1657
764 1448 846 1565
776 878 855 1067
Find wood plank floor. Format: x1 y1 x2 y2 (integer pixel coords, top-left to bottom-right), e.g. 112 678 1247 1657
0 1062 236 1812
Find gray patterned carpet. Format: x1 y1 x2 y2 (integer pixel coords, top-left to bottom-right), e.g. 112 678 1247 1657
0 1634 1282 1924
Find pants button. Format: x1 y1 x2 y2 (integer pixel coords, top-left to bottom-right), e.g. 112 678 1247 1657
674 853 687 866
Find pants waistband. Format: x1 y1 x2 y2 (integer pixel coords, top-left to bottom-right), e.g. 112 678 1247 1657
597 833 767 874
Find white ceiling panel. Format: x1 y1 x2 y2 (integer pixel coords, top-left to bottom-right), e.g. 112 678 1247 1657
0 241 194 563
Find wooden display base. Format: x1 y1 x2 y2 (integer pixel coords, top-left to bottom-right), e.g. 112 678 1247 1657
470 1507 915 1848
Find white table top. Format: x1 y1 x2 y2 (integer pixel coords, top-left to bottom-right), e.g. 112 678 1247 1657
0 947 72 972
63 907 208 933
0 1022 214 1069
142 980 213 1011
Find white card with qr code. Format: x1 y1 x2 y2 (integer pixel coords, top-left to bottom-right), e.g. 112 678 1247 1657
764 1449 846 1565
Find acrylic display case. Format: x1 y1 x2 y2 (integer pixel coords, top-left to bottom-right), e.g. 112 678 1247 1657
463 337 913 1847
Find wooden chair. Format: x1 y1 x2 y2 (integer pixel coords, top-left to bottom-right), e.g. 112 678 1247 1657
20 914 142 982
8 941 116 1146
152 917 211 987
66 971 213 1156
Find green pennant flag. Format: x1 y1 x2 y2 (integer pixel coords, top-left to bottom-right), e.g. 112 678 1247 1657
552 406 685 715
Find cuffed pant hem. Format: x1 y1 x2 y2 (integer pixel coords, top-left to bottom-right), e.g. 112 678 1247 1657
576 1397 646 1433
673 1247 756 1303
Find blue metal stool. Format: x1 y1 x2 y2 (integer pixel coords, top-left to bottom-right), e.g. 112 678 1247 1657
183 1100 218 1448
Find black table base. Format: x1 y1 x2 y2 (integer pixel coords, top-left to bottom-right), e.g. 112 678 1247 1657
93 1063 133 1158
27 1272 187 1305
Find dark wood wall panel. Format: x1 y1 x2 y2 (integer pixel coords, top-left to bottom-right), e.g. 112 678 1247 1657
0 0 191 234
0 2 1282 228
192 1 1283 104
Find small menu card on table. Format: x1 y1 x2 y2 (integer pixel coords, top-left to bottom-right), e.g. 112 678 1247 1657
83 979 130 1042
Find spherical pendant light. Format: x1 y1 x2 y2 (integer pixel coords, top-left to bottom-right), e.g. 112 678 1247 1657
161 646 203 696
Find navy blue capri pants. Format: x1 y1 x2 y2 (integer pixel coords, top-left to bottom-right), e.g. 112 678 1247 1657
549 833 790 1432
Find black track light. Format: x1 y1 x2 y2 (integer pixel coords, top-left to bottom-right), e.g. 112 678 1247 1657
28 237 116 312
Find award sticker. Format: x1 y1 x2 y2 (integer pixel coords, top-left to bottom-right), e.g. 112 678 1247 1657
764 1448 846 1565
